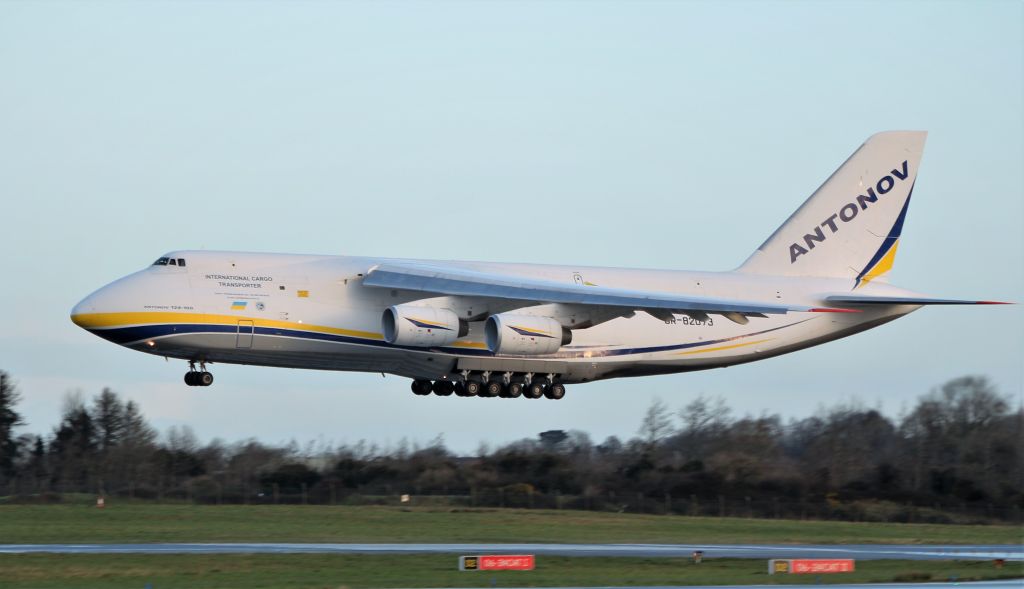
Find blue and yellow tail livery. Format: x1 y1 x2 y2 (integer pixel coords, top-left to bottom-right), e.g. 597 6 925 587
739 131 926 289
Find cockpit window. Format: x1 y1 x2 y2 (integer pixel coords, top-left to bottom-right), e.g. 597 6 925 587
152 256 187 268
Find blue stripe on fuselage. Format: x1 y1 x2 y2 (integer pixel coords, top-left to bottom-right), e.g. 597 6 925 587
84 318 811 360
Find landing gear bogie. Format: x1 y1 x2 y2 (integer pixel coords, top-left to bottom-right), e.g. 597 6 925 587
184 365 213 387
184 371 214 386
408 373 567 399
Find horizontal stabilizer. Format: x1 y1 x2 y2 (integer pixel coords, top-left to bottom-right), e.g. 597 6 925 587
825 295 1012 306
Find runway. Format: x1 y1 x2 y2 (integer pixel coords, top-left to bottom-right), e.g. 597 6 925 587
439 584 1022 589
0 543 1020 560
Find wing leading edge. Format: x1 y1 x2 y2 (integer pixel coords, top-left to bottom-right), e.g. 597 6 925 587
363 262 853 321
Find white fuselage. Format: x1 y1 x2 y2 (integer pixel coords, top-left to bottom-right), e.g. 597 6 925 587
71 250 918 384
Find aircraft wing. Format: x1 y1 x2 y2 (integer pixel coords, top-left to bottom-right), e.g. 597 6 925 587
363 262 849 320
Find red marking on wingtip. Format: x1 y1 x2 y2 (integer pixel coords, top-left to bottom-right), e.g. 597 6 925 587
810 307 862 313
977 301 1014 305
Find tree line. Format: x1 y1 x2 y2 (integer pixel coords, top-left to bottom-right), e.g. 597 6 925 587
0 370 1020 523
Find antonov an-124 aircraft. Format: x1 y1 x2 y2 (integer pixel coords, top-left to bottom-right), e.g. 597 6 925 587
71 131 1007 399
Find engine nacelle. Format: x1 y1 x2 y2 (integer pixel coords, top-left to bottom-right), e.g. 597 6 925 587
383 305 467 347
484 314 572 355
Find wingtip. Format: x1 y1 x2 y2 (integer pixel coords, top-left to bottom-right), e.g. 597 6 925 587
976 300 1014 305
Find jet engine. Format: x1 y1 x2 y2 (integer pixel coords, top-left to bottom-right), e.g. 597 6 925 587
383 305 467 347
484 314 572 355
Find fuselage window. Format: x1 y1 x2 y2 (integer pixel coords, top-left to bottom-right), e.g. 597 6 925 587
177 258 186 267
153 257 169 266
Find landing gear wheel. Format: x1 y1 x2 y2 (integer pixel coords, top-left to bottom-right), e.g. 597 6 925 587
432 380 455 396
525 382 546 399
545 383 566 400
454 382 469 397
502 382 523 398
185 371 212 386
411 379 433 395
464 381 482 397
485 381 503 398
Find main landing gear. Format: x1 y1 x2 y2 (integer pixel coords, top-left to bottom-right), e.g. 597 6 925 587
410 372 566 400
184 361 214 387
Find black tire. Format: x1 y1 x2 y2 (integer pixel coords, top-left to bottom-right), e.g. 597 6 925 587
199 372 214 387
411 380 432 395
184 372 196 386
454 382 468 397
464 380 482 397
432 380 454 396
503 382 523 398
526 382 545 399
485 381 503 397
545 383 566 400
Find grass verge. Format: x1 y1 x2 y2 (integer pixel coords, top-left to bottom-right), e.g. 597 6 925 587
0 555 1020 589
0 504 1021 544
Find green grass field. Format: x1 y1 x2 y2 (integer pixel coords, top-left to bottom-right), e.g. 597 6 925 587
0 504 1021 544
0 555 1020 589
1 505 1020 588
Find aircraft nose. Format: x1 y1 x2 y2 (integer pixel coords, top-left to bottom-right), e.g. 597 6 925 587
71 302 85 327
71 287 106 329
71 275 133 331
72 267 192 344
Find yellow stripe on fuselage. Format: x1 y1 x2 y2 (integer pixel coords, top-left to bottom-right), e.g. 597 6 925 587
675 338 771 356
70 312 384 340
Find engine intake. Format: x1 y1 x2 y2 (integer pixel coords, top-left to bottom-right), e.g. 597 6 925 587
484 314 571 355
383 305 467 347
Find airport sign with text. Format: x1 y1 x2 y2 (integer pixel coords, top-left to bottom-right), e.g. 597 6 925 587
460 555 535 571
770 559 855 574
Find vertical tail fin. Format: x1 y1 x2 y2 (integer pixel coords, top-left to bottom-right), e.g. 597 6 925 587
738 131 927 288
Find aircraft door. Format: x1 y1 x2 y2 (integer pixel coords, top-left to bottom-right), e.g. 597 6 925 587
236 320 254 348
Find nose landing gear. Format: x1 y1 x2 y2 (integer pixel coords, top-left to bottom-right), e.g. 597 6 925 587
184 361 214 387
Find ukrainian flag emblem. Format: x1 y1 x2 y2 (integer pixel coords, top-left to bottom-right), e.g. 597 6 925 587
231 301 247 310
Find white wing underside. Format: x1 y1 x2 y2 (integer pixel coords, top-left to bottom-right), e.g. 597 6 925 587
363 262 827 324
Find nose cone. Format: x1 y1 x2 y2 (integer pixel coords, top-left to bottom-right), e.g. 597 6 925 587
72 268 193 347
71 286 108 330
71 272 143 332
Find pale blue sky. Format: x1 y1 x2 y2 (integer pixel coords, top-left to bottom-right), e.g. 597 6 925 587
1 1 1021 452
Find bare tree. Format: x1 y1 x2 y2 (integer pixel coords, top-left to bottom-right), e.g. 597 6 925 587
638 398 674 447
673 395 731 462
